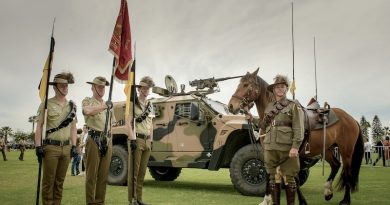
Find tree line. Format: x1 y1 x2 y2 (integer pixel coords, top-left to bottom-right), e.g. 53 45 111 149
360 115 389 143
2 115 389 145
0 126 34 144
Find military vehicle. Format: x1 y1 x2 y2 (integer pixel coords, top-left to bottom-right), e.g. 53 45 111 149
108 75 309 196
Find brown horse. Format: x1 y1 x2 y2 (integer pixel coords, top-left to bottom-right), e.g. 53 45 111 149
228 68 363 205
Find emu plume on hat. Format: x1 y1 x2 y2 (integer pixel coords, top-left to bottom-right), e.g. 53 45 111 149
136 76 155 88
86 76 110 86
267 74 289 92
48 72 75 85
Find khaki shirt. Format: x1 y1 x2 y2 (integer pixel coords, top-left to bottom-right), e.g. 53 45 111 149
82 97 113 131
130 100 154 138
37 97 76 141
263 98 304 151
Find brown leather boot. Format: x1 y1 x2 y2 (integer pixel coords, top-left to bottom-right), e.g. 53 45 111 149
270 183 281 205
286 184 297 205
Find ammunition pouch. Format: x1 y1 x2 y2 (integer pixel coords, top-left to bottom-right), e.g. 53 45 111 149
88 129 109 157
46 101 76 134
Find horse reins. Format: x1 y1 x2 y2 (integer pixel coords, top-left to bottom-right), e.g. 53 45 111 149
231 82 262 158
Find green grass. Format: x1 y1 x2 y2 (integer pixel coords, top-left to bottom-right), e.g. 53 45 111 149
0 150 389 205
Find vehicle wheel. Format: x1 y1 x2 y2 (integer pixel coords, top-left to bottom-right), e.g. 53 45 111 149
148 167 182 181
230 144 267 196
108 145 128 185
298 169 310 186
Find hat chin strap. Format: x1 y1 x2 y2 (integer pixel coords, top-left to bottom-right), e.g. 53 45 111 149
93 85 103 98
55 84 66 96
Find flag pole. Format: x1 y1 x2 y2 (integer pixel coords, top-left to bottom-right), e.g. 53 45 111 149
131 43 137 204
108 0 135 203
36 17 56 205
313 36 318 101
291 1 296 100
102 57 115 141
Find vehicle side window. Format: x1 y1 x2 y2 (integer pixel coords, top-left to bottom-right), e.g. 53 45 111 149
175 103 191 119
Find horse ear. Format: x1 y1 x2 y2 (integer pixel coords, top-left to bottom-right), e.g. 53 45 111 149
252 67 259 76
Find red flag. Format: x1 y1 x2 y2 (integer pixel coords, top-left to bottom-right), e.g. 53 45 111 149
109 0 132 83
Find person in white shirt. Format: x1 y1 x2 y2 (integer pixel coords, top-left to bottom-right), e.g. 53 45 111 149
364 138 372 164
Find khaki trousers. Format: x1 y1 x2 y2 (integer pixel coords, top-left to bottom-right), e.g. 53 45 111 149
128 138 151 202
264 149 300 184
85 138 112 205
42 144 71 205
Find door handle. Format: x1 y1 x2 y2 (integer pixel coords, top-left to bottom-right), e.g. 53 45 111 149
178 122 189 126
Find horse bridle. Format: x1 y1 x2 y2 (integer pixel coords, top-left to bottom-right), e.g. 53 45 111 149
231 83 259 112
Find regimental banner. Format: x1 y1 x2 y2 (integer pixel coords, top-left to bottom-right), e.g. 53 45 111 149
109 0 132 83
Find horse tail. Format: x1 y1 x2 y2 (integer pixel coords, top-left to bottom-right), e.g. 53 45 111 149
336 122 364 192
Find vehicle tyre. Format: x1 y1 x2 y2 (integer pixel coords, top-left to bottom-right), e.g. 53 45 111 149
108 145 128 185
230 144 267 196
148 167 182 181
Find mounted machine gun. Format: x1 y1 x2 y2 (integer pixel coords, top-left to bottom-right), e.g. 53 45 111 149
189 76 242 91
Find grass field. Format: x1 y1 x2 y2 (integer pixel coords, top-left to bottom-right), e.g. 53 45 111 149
0 150 389 205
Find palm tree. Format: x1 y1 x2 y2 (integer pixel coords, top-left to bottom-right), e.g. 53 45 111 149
0 126 13 151
13 131 28 142
0 126 13 144
28 115 38 133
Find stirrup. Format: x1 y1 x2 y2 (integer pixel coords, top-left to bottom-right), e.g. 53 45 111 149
304 142 310 154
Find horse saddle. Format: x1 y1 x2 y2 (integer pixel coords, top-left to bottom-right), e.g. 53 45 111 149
299 98 339 155
304 98 339 131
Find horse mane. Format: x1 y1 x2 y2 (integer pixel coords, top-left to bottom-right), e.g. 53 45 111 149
254 76 274 104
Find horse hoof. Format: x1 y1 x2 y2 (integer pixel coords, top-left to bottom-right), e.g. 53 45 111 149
325 194 333 201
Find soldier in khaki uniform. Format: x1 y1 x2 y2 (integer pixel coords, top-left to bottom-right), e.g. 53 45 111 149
127 76 155 205
18 138 26 161
262 75 304 205
82 76 113 205
0 135 7 161
34 72 78 205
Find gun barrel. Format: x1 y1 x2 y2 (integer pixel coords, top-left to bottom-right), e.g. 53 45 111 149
189 75 242 90
214 75 242 82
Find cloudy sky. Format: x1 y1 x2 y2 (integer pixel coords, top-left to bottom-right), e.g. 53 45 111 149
0 0 389 133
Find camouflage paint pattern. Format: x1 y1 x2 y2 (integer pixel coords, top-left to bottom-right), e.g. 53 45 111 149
111 92 257 169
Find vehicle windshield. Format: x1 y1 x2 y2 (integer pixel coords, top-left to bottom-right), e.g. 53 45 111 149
202 98 230 114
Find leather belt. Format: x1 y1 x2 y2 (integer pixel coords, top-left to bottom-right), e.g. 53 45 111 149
88 129 102 138
136 133 150 140
271 121 292 127
44 139 70 146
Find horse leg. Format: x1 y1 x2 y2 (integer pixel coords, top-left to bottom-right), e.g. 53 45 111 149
324 148 341 201
339 185 351 205
294 176 307 205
